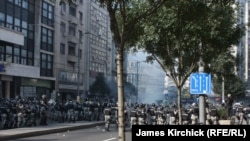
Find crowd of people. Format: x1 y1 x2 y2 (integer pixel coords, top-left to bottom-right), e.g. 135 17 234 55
1 94 250 131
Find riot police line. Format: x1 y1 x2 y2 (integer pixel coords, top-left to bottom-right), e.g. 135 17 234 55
1 96 250 130
0 97 105 130
125 102 250 128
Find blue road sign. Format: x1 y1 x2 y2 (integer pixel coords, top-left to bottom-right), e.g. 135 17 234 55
190 72 211 94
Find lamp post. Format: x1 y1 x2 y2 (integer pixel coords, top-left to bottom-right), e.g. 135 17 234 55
222 75 225 103
136 60 145 103
198 58 206 125
136 61 139 103
77 31 91 103
77 31 81 103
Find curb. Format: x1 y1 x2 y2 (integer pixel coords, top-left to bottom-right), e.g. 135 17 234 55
0 122 104 141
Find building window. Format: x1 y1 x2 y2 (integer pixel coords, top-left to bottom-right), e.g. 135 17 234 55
79 11 83 24
13 45 20 64
79 30 83 43
68 42 76 56
79 48 82 59
0 45 4 61
60 22 66 35
41 1 54 27
69 23 76 36
21 48 27 65
60 43 65 54
69 3 76 17
6 45 13 63
60 2 66 15
67 61 75 70
40 53 53 77
41 27 54 52
0 0 35 66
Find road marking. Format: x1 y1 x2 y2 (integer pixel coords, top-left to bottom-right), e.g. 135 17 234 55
103 137 116 141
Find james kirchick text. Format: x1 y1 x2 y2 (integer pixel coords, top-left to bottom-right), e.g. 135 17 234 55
135 129 204 137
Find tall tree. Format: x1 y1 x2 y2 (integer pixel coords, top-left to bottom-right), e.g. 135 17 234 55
211 51 245 99
97 1 167 140
89 73 111 98
58 2 166 139
138 0 243 124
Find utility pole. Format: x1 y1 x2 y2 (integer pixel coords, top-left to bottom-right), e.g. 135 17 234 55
77 31 81 103
136 61 139 103
198 59 206 125
222 75 225 103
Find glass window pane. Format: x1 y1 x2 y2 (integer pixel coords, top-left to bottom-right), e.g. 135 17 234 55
47 55 52 61
48 12 53 19
7 15 13 24
0 12 5 21
22 21 27 28
41 53 46 60
22 29 27 37
28 51 32 58
43 10 47 17
6 46 12 54
14 47 20 55
42 62 46 68
21 49 27 56
7 4 14 16
48 62 52 69
14 18 20 26
42 35 46 42
22 0 28 9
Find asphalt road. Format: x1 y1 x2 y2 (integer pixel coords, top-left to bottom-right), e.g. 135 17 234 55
8 125 132 141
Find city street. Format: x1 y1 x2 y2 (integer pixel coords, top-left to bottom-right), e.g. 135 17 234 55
9 125 132 141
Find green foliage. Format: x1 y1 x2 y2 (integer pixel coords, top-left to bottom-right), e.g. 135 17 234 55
217 107 227 120
210 52 245 98
138 0 243 124
138 0 243 90
89 73 111 98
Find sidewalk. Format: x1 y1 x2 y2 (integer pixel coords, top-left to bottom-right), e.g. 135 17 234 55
0 120 104 141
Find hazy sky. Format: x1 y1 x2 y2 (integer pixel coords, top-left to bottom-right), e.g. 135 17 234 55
127 50 166 104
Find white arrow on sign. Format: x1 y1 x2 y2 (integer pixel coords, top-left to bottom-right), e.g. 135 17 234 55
192 76 198 87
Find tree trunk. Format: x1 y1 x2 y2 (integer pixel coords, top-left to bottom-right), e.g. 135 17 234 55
116 46 125 141
177 87 182 125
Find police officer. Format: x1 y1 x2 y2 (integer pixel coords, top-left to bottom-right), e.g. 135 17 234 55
137 103 147 125
236 102 244 125
40 95 48 125
130 105 138 128
103 103 112 131
243 104 250 125
65 99 76 123
147 103 157 125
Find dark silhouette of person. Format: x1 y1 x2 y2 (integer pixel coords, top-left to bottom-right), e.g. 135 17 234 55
40 95 48 125
226 93 234 119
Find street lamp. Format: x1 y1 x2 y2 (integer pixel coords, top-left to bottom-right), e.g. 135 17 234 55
136 60 146 103
222 75 225 103
77 31 81 103
77 31 91 103
136 61 139 103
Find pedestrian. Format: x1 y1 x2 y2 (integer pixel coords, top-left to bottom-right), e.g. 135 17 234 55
40 94 48 125
225 93 234 119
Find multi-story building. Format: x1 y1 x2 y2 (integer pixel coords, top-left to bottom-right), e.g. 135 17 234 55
0 0 113 102
236 0 250 96
0 0 54 99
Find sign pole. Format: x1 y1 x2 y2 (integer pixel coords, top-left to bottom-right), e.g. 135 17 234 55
198 59 206 125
